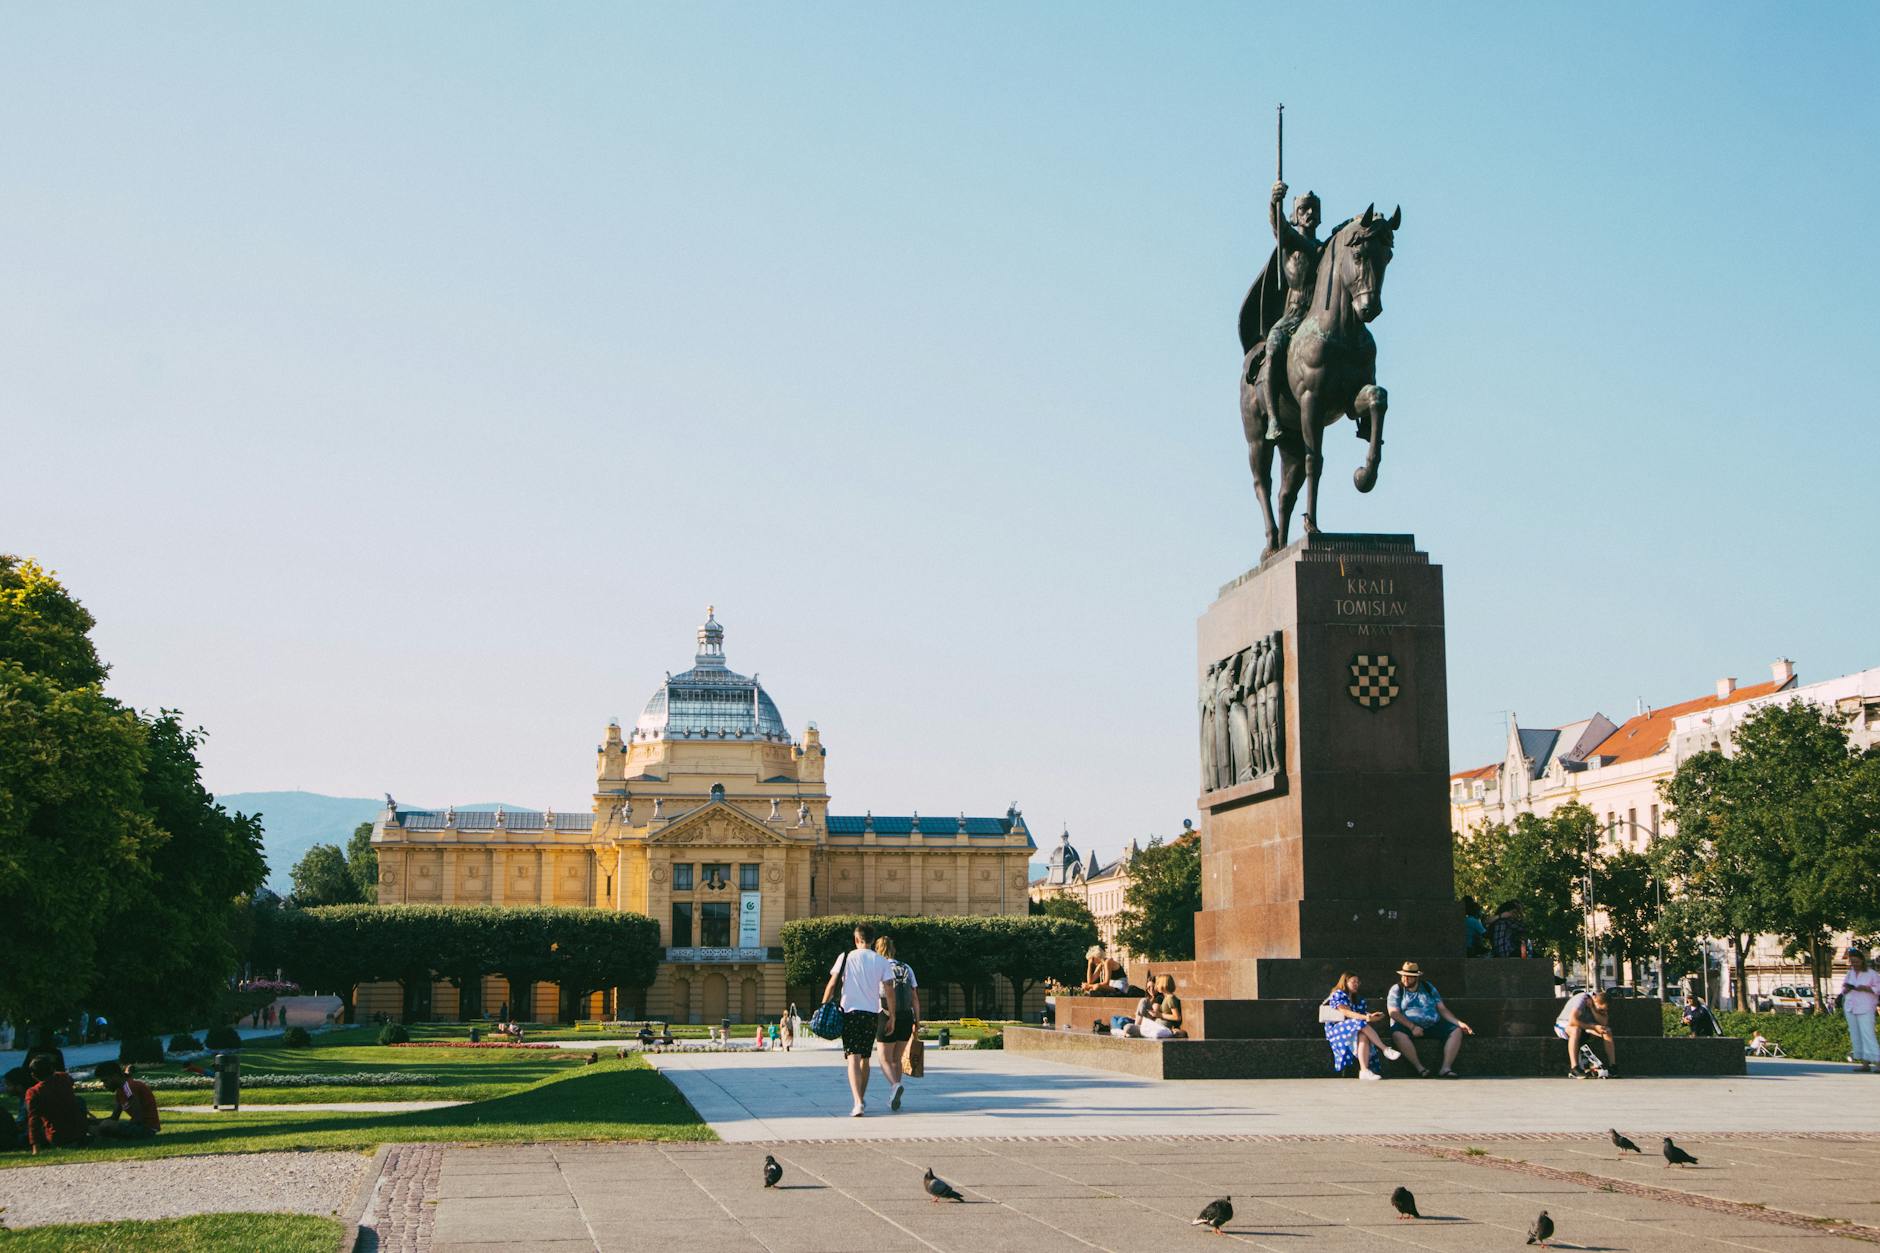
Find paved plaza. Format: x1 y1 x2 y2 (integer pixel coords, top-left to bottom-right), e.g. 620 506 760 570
371 1135 1880 1253
644 1044 1880 1141
333 1048 1880 1251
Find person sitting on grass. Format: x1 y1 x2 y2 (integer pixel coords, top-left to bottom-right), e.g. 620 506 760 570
2 1066 29 1149
637 1023 655 1047
23 1056 88 1154
1136 974 1187 1039
1556 988 1618 1078
90 1062 160 1140
1387 962 1473 1077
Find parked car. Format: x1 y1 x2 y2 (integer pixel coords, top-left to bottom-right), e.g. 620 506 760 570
1764 985 1818 1014
1603 986 1640 999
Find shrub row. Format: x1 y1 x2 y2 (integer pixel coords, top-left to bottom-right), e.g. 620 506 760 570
83 1071 446 1091
1662 1003 1867 1061
780 915 1096 1016
256 905 661 1023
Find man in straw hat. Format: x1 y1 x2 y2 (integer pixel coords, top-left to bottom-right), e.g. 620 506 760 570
1385 961 1473 1078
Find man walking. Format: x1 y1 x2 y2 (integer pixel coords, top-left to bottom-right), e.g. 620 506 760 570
820 923 896 1117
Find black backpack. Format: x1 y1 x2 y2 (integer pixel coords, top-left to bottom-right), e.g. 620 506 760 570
889 961 915 1022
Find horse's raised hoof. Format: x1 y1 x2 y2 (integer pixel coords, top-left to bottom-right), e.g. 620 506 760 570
1354 464 1378 493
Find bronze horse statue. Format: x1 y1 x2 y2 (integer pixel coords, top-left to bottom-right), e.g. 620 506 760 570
1240 204 1399 557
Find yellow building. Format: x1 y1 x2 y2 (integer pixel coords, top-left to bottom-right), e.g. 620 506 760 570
364 609 1036 1023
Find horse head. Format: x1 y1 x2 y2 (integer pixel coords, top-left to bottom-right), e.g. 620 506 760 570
1336 204 1400 323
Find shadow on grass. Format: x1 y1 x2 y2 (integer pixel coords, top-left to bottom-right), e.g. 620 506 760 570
2 1059 712 1168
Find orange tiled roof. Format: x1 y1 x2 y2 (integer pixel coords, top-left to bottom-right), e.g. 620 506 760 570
1585 679 1791 765
1450 762 1498 782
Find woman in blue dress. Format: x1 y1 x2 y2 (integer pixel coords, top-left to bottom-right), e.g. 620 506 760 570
1322 972 1401 1079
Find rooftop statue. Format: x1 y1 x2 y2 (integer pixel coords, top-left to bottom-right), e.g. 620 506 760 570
1238 106 1399 558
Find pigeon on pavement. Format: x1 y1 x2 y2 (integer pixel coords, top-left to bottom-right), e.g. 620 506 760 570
1191 1197 1232 1233
763 1155 782 1188
1389 1186 1420 1219
1663 1137 1699 1168
924 1168 965 1203
1526 1209 1554 1246
1610 1128 1641 1156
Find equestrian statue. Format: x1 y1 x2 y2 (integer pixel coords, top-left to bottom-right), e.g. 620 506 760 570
1238 110 1400 557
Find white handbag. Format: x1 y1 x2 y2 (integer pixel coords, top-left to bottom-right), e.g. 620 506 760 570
1317 1001 1342 1024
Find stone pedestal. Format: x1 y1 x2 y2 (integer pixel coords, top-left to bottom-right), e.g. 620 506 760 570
1193 532 1480 998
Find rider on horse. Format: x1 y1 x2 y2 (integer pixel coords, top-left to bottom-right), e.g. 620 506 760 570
1244 181 1322 442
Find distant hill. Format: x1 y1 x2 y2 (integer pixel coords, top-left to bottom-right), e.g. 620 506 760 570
218 791 529 893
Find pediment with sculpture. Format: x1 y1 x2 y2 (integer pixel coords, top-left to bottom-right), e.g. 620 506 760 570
646 801 794 848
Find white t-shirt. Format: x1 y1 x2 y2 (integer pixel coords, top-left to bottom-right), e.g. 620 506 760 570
1556 991 1594 1028
830 947 894 1012
1843 968 1880 1016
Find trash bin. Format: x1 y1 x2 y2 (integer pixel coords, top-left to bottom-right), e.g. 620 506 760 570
212 1051 240 1111
468 1027 481 1044
720 1017 731 1042
937 1027 951 1048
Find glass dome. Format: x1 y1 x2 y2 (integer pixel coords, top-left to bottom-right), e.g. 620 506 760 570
633 608 790 743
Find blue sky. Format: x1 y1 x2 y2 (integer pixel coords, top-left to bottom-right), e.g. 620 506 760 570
4 4 1875 868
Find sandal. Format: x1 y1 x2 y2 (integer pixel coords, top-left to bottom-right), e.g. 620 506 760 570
1438 1070 1460 1079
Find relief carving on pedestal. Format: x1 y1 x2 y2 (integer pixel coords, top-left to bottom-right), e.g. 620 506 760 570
1199 629 1284 795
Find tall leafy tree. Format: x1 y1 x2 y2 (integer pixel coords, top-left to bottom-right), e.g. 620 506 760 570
1455 803 1594 968
1030 893 1096 929
291 842 365 906
346 821 379 903
0 557 153 1037
1654 701 1874 1004
1594 849 1660 986
89 714 268 1033
1113 833 1200 962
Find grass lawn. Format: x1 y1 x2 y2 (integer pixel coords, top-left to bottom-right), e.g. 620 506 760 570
0 1212 342 1252
3 1055 710 1169
120 1030 586 1106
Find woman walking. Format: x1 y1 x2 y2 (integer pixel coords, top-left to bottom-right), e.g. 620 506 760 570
1841 948 1880 1072
1322 972 1401 1079
874 936 921 1111
780 1003 796 1051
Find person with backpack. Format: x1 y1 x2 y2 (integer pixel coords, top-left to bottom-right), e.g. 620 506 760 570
818 923 897 1117
874 935 921 1112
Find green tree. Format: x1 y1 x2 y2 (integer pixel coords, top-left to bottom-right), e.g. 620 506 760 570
780 915 1092 1018
88 714 267 1033
1113 834 1200 962
1594 849 1660 987
346 821 379 904
1455 803 1593 968
0 555 108 687
1654 701 1875 1004
1030 893 1096 929
986 915 1095 1014
0 556 153 1039
291 842 364 907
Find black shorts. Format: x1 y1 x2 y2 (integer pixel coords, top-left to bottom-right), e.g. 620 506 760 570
841 1009 879 1057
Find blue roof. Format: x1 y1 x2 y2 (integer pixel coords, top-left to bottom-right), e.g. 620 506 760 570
825 814 1034 848
1517 727 1560 778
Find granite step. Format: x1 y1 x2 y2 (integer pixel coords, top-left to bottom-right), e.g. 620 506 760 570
1052 995 1665 1041
1007 1025 1742 1080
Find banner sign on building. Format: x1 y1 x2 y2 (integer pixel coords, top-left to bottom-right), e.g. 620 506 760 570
739 890 761 948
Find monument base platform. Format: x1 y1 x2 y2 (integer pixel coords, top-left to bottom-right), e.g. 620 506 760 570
1006 1025 1747 1080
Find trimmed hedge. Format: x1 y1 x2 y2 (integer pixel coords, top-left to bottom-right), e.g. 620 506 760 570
781 914 1096 1016
166 1033 203 1053
1663 1003 1865 1061
281 1026 314 1048
378 1023 411 1045
118 1035 164 1064
261 905 661 1023
204 1024 242 1049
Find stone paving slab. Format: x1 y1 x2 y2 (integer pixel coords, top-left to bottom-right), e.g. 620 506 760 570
647 1048 1880 1141
364 1138 1880 1251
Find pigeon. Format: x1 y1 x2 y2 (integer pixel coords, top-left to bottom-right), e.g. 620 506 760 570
923 1167 965 1203
1389 1185 1420 1219
1191 1197 1232 1233
763 1155 782 1188
1526 1209 1553 1246
1610 1128 1641 1156
1663 1137 1699 1168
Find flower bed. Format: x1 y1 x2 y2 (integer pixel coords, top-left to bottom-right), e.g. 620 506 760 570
386 1040 561 1050
80 1072 445 1091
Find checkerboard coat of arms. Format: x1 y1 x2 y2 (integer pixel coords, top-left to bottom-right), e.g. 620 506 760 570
1347 653 1400 709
